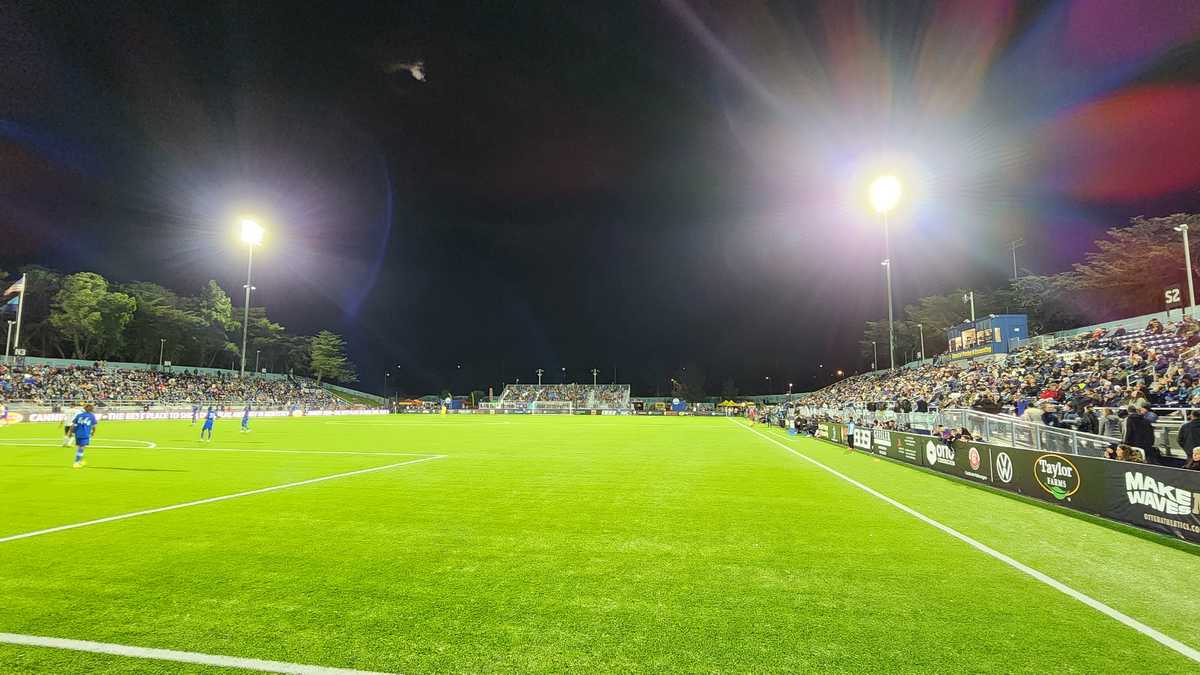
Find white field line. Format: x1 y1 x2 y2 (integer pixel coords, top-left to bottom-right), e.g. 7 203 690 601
152 446 427 457
0 439 423 457
733 420 1200 664
324 420 513 426
0 632 390 674
0 454 446 545
0 438 157 448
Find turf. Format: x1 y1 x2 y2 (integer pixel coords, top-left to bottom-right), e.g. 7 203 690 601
0 415 1197 673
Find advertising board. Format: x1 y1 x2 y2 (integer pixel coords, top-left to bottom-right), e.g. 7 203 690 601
823 428 1199 543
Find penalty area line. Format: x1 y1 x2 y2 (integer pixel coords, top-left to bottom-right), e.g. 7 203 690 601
0 454 446 545
0 631 390 674
732 420 1200 665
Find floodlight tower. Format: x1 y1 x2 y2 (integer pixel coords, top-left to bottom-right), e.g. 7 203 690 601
1175 224 1196 315
238 218 264 379
536 368 544 385
869 176 902 370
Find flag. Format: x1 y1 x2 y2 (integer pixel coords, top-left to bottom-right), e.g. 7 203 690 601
4 276 24 295
3 296 16 308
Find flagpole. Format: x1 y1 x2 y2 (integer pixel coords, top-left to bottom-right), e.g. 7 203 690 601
13 274 25 355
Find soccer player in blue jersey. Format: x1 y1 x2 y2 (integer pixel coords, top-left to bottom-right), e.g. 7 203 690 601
71 404 98 468
200 406 217 441
240 404 251 433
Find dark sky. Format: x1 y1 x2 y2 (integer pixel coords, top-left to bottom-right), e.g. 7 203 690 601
3 1 1200 396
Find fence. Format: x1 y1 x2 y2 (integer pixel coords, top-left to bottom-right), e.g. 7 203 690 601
797 405 1110 458
819 421 1200 544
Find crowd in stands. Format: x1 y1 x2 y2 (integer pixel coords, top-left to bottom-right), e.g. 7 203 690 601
803 318 1200 414
498 383 631 408
796 317 1200 469
0 363 339 408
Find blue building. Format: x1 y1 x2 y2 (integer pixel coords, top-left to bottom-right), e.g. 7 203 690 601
944 314 1029 360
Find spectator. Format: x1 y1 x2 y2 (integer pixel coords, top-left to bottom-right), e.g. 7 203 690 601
1177 411 1200 454
1122 404 1157 463
1040 401 1063 428
1183 447 1200 471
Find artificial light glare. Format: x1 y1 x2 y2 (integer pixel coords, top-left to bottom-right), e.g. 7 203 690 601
869 175 902 214
240 219 264 246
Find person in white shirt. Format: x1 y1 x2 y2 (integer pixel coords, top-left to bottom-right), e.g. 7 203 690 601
60 404 78 447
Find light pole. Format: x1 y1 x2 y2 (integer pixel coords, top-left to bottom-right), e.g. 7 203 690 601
254 349 261 374
238 218 264 379
385 371 390 392
158 338 166 367
1175 224 1196 315
561 367 566 383
917 323 926 362
591 368 599 386
4 320 13 363
765 375 771 393
536 368 544 385
870 175 901 370
871 341 878 371
963 291 976 321
1010 238 1025 280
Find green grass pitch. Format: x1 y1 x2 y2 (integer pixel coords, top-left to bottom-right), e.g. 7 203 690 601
1 415 1198 673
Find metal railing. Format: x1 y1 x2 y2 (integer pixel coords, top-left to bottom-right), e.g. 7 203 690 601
795 405 1115 457
937 409 1117 457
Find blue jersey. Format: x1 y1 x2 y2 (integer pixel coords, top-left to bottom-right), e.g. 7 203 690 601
203 410 217 426
72 411 98 440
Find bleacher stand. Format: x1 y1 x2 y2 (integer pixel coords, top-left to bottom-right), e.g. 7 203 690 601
497 384 630 410
0 363 339 408
796 316 1200 463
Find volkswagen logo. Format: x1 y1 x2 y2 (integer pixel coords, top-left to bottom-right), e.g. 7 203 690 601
995 451 1014 484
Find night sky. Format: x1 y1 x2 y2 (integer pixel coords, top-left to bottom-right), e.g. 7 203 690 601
3 1 1200 396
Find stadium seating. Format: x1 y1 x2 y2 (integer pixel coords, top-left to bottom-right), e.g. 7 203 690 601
497 383 630 409
0 363 339 408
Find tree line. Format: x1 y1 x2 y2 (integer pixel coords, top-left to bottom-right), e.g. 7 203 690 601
1 266 357 384
861 213 1199 367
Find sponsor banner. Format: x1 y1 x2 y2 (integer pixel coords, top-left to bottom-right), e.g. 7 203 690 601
819 428 1200 543
827 423 845 445
1106 462 1200 542
853 428 872 450
872 430 892 454
923 440 991 484
1013 449 1105 514
885 431 923 465
22 408 389 423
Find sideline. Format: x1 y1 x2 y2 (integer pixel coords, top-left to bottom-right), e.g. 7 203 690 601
0 439 422 457
0 438 157 448
733 420 1200 664
0 632 390 674
0 455 446 545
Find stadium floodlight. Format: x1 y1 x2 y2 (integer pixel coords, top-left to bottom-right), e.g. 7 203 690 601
237 217 265 379
240 218 264 246
869 175 901 372
868 175 902 215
